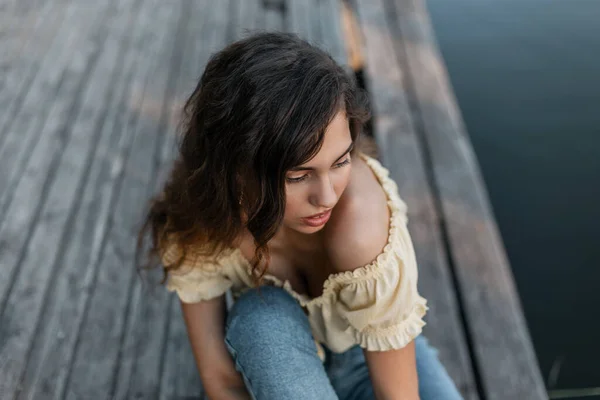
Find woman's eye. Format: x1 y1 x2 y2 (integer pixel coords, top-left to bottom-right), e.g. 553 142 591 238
287 159 350 183
334 158 351 168
286 174 308 183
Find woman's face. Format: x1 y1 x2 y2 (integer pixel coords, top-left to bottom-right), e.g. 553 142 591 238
283 111 354 234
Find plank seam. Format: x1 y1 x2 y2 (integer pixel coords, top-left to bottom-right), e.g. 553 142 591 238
57 41 158 400
114 2 193 397
0 0 57 144
0 0 80 145
380 0 487 397
0 65 69 224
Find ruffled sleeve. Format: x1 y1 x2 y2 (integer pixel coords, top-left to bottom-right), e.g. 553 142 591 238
161 242 233 304
328 216 428 352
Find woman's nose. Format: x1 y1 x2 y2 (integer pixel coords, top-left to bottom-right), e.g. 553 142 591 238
310 176 337 209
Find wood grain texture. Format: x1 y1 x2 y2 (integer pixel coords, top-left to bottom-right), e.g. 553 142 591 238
0 1 83 179
60 2 184 399
0 2 91 219
0 0 65 93
0 0 66 71
0 0 134 397
286 0 348 71
0 1 61 136
15 1 183 399
112 1 201 397
316 0 348 68
264 6 284 32
386 0 546 398
231 0 262 40
286 0 319 43
352 0 478 398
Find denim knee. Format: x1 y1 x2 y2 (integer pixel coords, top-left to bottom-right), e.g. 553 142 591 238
224 286 338 400
225 286 314 351
415 335 439 358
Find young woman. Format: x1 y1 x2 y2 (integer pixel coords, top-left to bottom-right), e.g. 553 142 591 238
138 32 462 400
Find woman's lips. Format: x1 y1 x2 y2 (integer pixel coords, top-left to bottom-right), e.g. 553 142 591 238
301 209 332 227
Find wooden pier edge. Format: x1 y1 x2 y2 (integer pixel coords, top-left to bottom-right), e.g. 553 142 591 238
351 0 548 398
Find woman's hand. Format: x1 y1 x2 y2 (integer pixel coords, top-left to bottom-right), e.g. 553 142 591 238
222 386 251 400
204 380 250 400
180 296 251 400
201 361 250 400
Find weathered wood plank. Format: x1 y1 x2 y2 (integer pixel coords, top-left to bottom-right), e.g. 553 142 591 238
0 0 62 71
159 2 232 399
0 0 77 145
0 0 48 51
112 2 204 400
0 0 112 341
0 2 109 288
231 0 262 40
0 0 134 397
286 0 349 72
264 4 284 32
286 0 318 43
15 1 168 399
386 0 547 398
60 2 183 399
0 2 96 221
316 0 348 68
352 0 478 398
0 2 47 79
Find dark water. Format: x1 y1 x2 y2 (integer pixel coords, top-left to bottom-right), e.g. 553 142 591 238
426 0 600 390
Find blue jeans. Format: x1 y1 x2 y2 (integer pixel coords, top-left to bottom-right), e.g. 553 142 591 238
224 286 463 400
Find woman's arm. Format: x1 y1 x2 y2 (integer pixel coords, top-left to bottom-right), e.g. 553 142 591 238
364 341 420 400
180 296 250 400
324 157 422 399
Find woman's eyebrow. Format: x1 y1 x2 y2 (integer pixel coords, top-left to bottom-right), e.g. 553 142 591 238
290 142 354 172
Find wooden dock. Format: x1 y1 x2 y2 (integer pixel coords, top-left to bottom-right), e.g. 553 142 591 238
0 0 546 398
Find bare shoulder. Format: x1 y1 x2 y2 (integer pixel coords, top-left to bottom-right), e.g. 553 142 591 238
324 154 390 272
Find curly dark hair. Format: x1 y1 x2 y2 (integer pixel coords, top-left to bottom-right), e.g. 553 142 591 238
136 32 370 284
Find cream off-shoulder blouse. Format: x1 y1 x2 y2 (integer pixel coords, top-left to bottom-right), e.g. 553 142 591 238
162 154 428 354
